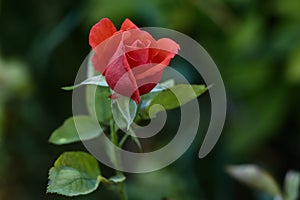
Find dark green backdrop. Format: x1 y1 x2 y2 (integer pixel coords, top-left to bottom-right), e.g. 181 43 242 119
0 0 300 199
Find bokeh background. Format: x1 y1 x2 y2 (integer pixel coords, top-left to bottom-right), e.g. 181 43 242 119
1 0 300 199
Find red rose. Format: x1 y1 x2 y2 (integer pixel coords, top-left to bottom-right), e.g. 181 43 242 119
89 18 180 103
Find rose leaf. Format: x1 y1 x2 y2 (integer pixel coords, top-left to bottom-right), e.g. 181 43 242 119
47 152 101 197
146 84 207 118
49 116 103 145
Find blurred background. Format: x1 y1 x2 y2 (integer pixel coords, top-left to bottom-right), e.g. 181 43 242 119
1 0 300 199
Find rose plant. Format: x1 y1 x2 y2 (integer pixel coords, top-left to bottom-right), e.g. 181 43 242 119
47 18 207 199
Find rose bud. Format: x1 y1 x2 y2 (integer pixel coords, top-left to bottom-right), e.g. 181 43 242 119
89 18 180 103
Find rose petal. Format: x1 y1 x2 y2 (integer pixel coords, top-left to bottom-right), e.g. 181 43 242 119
126 45 150 68
130 64 163 95
120 18 138 31
123 29 158 68
153 38 180 65
92 32 125 74
89 18 117 49
137 72 163 95
138 83 157 95
105 55 141 103
157 38 180 54
127 38 180 85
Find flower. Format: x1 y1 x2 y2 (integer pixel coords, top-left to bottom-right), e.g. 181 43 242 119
89 18 180 103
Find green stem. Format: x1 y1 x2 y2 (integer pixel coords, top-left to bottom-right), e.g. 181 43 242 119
110 121 128 200
119 134 129 147
116 171 127 200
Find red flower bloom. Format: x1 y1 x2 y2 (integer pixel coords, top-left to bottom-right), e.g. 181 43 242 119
89 18 180 103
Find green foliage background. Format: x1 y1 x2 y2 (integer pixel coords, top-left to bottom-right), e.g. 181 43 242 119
0 0 300 199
